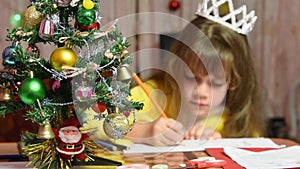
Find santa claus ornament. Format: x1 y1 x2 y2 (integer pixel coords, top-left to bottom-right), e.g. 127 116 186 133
53 116 89 161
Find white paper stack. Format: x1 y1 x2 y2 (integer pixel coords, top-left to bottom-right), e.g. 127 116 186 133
123 138 282 154
224 146 300 169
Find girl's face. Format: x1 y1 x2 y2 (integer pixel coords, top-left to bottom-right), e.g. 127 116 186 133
181 69 228 119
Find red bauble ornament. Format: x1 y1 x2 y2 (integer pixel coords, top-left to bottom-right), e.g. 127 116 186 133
92 102 107 114
122 112 130 117
169 0 180 10
74 21 100 31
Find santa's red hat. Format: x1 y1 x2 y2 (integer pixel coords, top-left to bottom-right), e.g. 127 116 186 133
61 116 81 128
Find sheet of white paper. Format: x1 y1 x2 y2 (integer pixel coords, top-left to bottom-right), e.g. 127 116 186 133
224 146 300 169
123 138 282 154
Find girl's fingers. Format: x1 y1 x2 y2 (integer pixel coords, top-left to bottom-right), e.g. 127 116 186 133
151 118 184 146
185 125 222 140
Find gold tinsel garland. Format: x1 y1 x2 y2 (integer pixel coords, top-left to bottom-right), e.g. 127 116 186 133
20 132 113 169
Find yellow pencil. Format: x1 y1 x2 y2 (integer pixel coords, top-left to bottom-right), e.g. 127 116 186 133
132 73 168 118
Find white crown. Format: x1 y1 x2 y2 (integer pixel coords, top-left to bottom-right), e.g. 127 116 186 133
195 0 257 35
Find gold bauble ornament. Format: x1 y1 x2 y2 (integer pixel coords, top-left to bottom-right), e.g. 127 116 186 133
50 47 78 72
103 113 131 139
23 6 44 30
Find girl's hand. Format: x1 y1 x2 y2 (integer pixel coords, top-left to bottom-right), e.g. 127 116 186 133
147 117 185 146
185 124 222 140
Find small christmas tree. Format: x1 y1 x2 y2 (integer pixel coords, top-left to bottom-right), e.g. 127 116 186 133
0 0 143 168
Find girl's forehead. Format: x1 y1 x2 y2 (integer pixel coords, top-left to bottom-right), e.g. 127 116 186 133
184 62 226 76
184 68 226 81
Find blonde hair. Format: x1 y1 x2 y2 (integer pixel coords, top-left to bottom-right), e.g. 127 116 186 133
159 16 266 137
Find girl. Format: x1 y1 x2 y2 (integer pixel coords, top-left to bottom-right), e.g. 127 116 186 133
126 15 266 146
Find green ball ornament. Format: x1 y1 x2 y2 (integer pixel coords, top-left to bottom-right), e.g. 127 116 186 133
75 8 95 26
19 78 46 105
